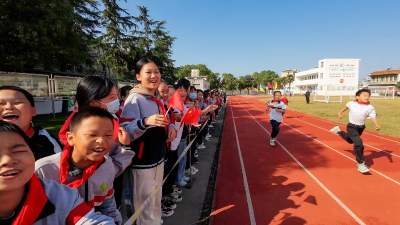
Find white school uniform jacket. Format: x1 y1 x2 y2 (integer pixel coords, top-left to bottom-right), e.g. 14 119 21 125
12 175 114 225
35 145 132 224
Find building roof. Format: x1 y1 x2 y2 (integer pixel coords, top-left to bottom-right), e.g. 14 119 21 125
370 70 400 76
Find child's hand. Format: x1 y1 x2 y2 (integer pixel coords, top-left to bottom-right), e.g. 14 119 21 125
376 125 380 131
166 126 176 142
193 124 202 128
145 114 169 127
338 113 343 119
118 127 130 145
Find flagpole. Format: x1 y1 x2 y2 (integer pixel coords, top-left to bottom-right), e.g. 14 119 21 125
164 107 171 117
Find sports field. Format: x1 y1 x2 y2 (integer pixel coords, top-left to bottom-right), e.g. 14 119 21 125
213 96 400 225
258 95 400 138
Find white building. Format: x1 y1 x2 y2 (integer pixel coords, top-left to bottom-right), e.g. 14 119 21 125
185 69 210 90
292 58 361 95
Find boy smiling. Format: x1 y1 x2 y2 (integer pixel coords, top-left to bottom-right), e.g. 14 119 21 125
0 121 114 225
0 86 63 161
35 107 132 224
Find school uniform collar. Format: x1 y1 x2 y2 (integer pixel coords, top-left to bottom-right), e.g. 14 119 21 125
354 100 370 105
59 145 105 188
12 175 55 225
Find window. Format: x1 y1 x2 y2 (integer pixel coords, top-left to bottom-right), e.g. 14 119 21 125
320 62 324 68
320 73 323 79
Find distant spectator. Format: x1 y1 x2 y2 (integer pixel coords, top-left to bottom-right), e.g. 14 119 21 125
305 90 310 104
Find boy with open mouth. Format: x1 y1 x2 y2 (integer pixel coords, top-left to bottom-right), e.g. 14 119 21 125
0 86 63 161
0 120 115 225
35 107 133 224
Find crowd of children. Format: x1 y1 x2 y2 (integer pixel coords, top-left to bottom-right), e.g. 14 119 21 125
0 58 224 225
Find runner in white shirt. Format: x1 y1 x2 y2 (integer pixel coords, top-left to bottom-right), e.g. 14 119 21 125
265 91 287 146
330 89 380 173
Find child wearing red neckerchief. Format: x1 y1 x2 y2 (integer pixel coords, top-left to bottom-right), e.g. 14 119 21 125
0 86 63 161
265 91 287 146
35 107 132 224
330 88 380 174
0 121 114 225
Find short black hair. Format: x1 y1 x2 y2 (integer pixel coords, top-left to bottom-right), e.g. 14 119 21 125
76 76 116 110
119 86 133 99
69 107 114 133
174 78 191 91
0 121 30 145
0 86 35 107
190 86 196 92
197 90 204 94
273 91 282 96
356 89 371 97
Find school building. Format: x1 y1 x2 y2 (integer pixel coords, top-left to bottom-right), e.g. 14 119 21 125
292 58 361 95
185 69 210 90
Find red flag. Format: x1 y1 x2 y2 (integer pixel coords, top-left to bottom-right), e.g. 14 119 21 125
181 108 201 125
168 90 184 112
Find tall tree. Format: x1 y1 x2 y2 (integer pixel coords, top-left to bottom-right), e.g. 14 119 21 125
287 74 295 91
94 0 135 78
0 0 100 72
128 6 176 83
222 73 237 91
239 75 254 92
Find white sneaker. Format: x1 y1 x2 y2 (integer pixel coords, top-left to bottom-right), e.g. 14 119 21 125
191 166 199 173
208 124 214 128
206 134 211 138
197 144 206 149
183 176 190 182
205 137 210 142
160 219 163 224
175 180 187 187
330 126 341 134
172 185 182 195
190 167 198 175
270 138 275 146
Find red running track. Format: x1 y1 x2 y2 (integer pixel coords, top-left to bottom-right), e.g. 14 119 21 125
213 96 400 225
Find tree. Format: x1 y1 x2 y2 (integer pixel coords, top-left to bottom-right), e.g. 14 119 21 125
176 64 220 89
287 74 295 91
239 75 254 92
128 6 176 83
0 0 101 72
222 73 236 91
94 0 136 78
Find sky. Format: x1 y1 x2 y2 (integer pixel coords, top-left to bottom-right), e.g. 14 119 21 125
121 0 400 79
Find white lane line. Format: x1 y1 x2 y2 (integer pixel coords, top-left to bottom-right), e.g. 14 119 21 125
229 100 257 225
291 117 400 159
244 99 400 187
234 99 366 225
250 100 400 159
286 108 400 144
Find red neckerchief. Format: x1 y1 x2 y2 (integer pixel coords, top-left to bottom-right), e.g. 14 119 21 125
12 175 48 225
25 123 34 137
59 145 104 188
355 100 370 105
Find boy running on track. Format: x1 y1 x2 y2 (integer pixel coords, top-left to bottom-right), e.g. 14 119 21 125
265 91 286 146
330 89 380 173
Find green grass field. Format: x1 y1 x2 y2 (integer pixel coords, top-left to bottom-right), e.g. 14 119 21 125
32 113 70 137
258 95 400 138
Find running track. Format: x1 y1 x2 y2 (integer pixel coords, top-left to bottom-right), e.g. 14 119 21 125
213 95 400 225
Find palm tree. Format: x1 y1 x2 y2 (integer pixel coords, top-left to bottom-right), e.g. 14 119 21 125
287 74 294 91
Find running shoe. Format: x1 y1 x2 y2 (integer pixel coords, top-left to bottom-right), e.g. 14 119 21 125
175 180 187 187
183 176 190 182
172 185 182 195
358 163 370 173
330 126 341 134
205 137 210 142
197 144 206 149
208 124 214 128
161 205 174 217
206 134 212 138
162 199 177 210
191 166 199 173
270 138 275 146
